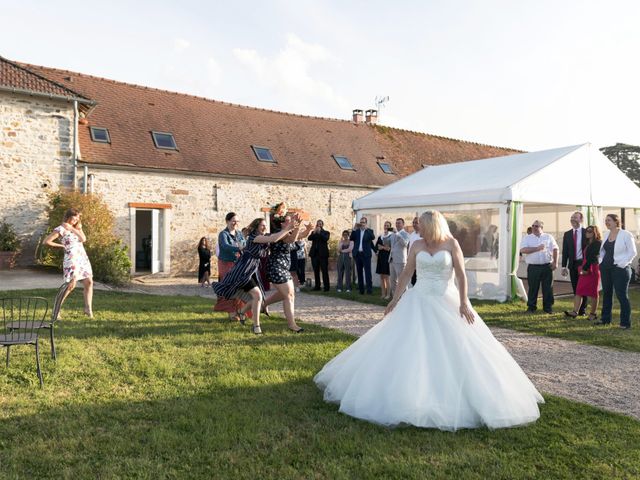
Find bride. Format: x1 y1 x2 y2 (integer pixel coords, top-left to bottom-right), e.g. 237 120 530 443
314 210 544 431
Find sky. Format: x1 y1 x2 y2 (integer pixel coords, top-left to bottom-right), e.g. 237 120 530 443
2 0 639 151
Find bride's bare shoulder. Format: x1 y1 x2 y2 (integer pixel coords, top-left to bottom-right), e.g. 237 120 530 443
444 236 459 251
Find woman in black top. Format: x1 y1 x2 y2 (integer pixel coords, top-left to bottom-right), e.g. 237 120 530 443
197 237 212 287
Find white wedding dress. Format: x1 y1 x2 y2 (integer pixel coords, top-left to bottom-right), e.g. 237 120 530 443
314 249 544 431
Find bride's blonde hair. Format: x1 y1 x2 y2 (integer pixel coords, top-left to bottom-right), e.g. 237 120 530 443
419 210 451 244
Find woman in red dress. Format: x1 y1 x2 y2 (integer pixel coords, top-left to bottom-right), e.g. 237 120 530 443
565 225 602 321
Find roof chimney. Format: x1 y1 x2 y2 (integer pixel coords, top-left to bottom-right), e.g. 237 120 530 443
365 109 378 125
352 109 364 124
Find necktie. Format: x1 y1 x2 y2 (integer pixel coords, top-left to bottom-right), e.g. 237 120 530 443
573 230 578 260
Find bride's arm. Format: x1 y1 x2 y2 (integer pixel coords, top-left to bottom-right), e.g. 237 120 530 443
451 238 475 324
384 242 420 315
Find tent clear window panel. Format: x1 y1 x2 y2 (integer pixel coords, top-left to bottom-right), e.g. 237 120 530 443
438 208 502 299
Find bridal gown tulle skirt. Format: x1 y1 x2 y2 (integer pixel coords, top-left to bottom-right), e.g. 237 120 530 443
314 250 544 431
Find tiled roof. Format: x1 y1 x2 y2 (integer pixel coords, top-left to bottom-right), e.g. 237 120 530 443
0 56 92 104
16 60 519 187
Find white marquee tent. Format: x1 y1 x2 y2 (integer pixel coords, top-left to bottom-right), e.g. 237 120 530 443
353 143 640 301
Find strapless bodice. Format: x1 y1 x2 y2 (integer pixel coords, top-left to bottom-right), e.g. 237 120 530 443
414 250 454 296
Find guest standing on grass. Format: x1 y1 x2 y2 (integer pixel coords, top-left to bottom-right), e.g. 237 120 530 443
564 226 602 322
213 216 296 335
197 237 212 287
561 211 587 316
44 208 94 318
213 212 246 321
350 217 376 294
408 216 421 286
336 230 354 293
595 214 637 329
375 221 392 299
520 220 558 314
309 219 331 291
389 218 410 298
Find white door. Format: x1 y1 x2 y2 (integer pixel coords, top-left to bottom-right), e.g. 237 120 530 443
151 209 160 273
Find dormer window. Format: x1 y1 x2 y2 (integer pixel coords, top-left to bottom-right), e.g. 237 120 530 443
333 155 354 170
151 131 178 150
378 161 394 174
90 127 110 143
252 146 276 163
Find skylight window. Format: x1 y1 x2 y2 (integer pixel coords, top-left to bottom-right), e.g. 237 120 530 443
333 155 354 170
151 131 178 150
251 146 276 163
90 127 110 143
378 161 394 174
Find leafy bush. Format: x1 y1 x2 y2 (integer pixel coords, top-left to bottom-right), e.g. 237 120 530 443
0 221 21 252
41 190 131 286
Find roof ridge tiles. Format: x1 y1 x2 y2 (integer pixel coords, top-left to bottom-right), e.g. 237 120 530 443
18 61 360 125
1 55 92 102
373 124 522 153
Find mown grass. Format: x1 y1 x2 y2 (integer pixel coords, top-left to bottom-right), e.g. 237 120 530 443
307 286 640 352
0 288 639 479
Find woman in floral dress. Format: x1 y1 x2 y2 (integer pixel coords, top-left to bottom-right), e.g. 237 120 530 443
44 208 94 317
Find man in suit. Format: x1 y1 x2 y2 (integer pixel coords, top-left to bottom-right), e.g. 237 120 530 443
389 218 410 296
308 219 331 291
350 216 376 294
561 211 588 316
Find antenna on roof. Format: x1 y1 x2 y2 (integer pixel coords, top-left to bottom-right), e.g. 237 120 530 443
374 96 389 120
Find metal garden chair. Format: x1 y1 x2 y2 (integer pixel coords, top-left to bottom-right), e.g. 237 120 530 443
1 296 48 387
6 282 70 361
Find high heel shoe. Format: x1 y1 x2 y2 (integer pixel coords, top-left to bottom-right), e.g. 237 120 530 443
588 313 598 322
252 325 263 335
236 310 247 325
261 304 270 317
288 327 304 333
563 310 578 318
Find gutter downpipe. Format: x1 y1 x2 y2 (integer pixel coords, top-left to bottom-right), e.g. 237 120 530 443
83 165 89 193
72 100 78 190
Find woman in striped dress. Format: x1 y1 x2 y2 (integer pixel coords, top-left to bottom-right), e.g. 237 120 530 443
213 216 296 335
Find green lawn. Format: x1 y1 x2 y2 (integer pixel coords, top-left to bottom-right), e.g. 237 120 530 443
307 287 640 352
0 289 639 479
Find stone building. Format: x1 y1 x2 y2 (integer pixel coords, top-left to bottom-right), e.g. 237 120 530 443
0 55 517 275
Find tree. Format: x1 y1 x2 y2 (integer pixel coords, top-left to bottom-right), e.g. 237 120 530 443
600 143 640 187
41 190 131 286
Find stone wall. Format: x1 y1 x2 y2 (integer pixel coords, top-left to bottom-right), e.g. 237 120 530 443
77 166 374 275
0 92 75 264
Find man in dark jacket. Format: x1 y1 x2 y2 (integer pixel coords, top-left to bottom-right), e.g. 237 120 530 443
350 217 376 294
309 219 331 291
561 211 588 315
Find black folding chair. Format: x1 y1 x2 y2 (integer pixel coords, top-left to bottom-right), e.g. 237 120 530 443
1 297 48 387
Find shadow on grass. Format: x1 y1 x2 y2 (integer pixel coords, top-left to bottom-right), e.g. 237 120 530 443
2 382 640 479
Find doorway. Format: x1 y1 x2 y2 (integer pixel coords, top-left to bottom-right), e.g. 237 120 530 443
135 210 152 272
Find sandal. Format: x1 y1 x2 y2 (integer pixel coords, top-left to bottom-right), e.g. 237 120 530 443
563 310 578 318
252 325 263 335
588 313 598 322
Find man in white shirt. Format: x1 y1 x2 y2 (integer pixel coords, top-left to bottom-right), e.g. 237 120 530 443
520 220 559 314
407 216 421 286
